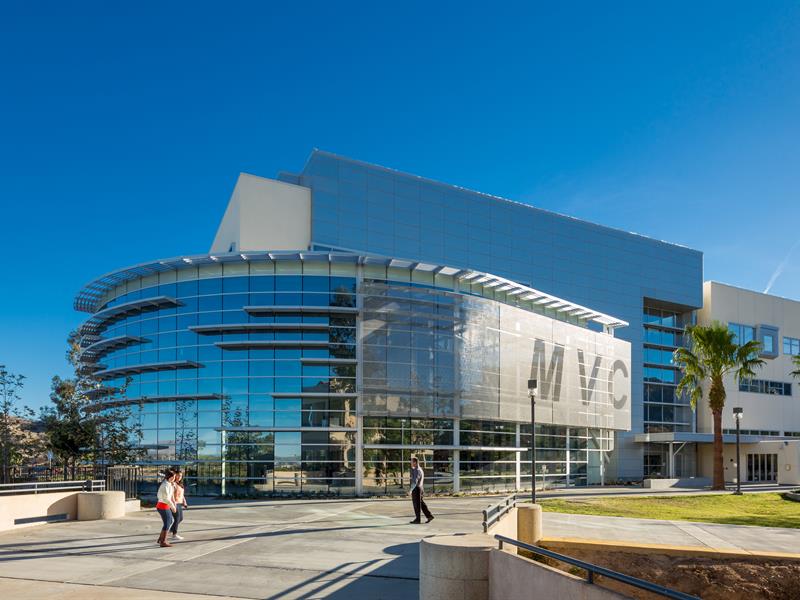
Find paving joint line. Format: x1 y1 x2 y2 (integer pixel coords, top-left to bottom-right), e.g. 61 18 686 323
0 575 253 600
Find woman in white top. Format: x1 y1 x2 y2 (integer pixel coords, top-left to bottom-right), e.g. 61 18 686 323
169 471 189 540
155 469 177 547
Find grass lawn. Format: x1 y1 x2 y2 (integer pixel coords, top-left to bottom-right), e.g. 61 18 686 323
539 493 800 528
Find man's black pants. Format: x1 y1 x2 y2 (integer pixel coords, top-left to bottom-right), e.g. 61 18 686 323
412 487 433 521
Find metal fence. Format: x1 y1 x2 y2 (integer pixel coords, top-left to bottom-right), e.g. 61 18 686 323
7 465 101 483
0 479 106 495
482 493 519 532
106 466 141 500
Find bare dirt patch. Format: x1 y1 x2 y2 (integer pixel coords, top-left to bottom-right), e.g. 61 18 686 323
536 546 800 599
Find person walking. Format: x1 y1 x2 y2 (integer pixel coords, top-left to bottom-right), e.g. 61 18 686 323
170 471 188 541
408 456 434 524
156 469 177 547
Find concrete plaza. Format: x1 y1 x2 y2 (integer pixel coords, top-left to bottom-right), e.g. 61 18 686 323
1 489 799 599
0 496 488 600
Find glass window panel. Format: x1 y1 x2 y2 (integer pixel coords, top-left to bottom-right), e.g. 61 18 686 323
223 276 249 293
198 278 222 295
251 276 274 292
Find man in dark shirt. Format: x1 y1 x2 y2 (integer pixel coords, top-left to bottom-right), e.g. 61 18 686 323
409 456 434 524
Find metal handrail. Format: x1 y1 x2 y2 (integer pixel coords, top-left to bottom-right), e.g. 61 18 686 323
494 535 699 600
482 493 519 532
0 480 106 495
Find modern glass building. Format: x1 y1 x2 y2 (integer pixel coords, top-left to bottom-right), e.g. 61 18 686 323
75 149 702 495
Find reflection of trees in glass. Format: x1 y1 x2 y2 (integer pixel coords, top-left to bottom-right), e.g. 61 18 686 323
328 291 357 437
175 400 198 462
330 287 356 361
221 397 249 462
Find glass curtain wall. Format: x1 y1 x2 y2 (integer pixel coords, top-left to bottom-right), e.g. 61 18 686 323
81 257 628 495
642 303 696 478
91 262 359 495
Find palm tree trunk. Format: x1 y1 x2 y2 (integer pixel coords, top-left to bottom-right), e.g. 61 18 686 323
712 408 725 490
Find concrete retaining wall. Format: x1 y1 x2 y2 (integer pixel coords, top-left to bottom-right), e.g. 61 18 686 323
0 491 78 532
0 491 128 532
489 548 628 600
488 508 517 540
420 503 612 600
420 534 494 600
77 491 125 521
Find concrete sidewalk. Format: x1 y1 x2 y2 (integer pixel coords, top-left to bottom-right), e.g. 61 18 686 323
543 511 800 555
537 481 795 500
0 579 250 600
0 496 490 600
1 492 798 599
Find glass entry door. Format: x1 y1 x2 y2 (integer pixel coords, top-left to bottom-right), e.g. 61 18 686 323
746 453 778 482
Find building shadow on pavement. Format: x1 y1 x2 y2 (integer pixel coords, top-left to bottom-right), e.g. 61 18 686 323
261 541 420 600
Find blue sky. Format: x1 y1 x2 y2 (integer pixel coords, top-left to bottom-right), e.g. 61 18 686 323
2 2 800 409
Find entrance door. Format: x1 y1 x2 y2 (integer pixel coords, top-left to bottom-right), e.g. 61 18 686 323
746 453 778 482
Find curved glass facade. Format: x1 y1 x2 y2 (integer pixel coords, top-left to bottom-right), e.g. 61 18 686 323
78 253 631 496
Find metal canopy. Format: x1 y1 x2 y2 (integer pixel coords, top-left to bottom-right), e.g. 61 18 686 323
80 335 147 362
190 323 330 334
216 340 331 350
633 432 768 444
84 393 225 412
74 251 628 329
93 360 202 380
243 305 359 315
214 426 356 433
79 296 180 335
363 444 529 452
270 392 359 398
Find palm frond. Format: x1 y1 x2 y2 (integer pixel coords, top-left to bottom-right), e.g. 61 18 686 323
735 340 766 381
674 345 705 410
792 354 800 379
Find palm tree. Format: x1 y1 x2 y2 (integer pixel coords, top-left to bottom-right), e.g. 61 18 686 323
673 322 764 490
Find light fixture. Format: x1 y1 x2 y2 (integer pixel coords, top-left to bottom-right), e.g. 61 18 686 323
733 407 743 495
528 379 538 503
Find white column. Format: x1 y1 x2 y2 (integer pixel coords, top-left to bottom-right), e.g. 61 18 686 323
355 415 364 496
452 418 460 493
515 423 521 491
354 285 364 496
220 430 227 496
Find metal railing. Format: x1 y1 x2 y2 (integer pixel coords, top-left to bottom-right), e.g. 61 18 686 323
7 465 100 483
482 493 519 532
494 535 699 600
106 466 141 500
0 479 106 495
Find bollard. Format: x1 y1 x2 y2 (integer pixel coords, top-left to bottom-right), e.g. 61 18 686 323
517 503 543 545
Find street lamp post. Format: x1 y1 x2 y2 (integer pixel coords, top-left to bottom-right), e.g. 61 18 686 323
528 379 538 504
733 407 743 495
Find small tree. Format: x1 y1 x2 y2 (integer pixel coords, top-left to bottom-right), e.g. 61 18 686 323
42 375 96 480
42 332 143 479
0 366 44 482
792 354 800 379
674 322 765 490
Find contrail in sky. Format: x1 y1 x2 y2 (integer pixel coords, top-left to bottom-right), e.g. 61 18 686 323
764 238 800 294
